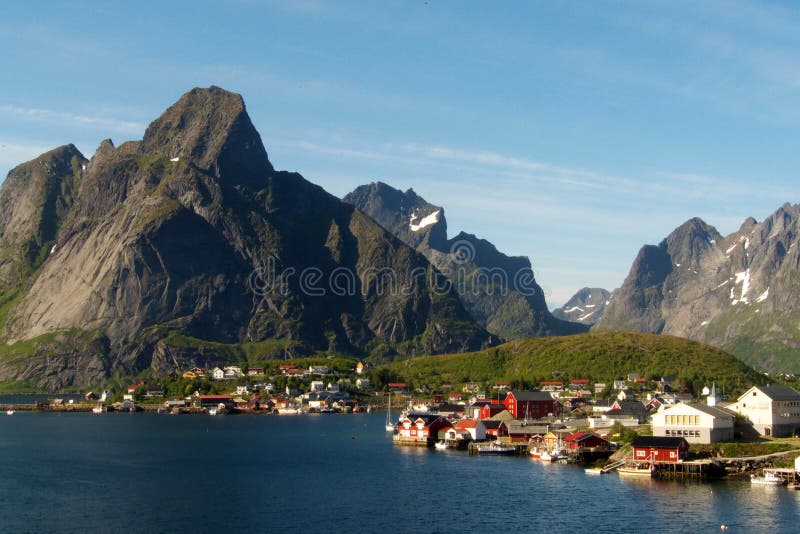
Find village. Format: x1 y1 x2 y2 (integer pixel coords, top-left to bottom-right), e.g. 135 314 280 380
11 362 800 485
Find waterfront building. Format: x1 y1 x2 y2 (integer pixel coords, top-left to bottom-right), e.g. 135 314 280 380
632 436 689 462
453 419 486 441
395 415 453 446
651 402 734 443
730 386 800 437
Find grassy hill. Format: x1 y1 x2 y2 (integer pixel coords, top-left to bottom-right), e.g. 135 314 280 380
385 330 770 396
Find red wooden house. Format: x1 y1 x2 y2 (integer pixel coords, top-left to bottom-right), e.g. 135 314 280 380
632 436 689 463
503 391 560 419
563 431 610 452
482 420 508 438
395 415 453 446
479 402 508 420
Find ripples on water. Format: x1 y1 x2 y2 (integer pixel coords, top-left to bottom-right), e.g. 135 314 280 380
1 412 799 533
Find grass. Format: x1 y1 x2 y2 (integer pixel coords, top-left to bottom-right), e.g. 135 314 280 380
384 330 769 395
690 441 799 458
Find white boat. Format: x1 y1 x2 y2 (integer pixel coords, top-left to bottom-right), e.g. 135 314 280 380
434 440 447 450
618 462 655 477
385 393 395 432
476 441 516 456
208 408 218 416
92 405 104 414
751 472 787 486
6 409 14 415
277 406 302 415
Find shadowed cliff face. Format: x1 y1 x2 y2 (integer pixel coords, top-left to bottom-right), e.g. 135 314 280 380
0 86 496 389
595 206 800 372
344 182 588 340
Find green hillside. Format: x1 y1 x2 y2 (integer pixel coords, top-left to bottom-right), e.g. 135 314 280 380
386 330 770 396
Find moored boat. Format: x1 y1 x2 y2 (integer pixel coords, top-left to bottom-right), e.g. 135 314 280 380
751 472 787 486
6 409 14 415
617 462 655 477
477 441 515 456
434 440 448 451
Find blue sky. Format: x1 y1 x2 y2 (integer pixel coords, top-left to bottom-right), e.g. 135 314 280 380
1 0 798 306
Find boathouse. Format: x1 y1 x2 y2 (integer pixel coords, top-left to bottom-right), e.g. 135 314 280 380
395 415 452 446
631 436 689 463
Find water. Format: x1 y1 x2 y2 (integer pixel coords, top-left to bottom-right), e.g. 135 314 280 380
1 411 799 533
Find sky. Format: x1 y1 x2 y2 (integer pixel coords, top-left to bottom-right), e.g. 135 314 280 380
1 0 798 307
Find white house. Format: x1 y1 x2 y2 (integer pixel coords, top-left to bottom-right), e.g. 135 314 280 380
453 418 487 441
730 386 800 437
310 381 325 392
651 403 734 443
223 366 244 379
356 378 370 389
211 367 225 381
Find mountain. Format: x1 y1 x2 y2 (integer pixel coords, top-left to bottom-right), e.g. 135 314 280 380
0 86 497 390
384 331 769 396
552 287 613 325
595 206 800 372
343 182 588 340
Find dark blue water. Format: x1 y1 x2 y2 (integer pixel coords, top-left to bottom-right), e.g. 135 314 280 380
1 412 799 533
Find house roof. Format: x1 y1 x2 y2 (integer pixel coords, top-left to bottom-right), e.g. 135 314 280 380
565 431 606 443
506 422 550 434
610 400 647 416
437 403 465 412
198 395 233 400
750 386 800 401
488 410 516 422
632 436 688 448
403 414 447 426
454 419 481 429
482 420 505 430
508 391 555 401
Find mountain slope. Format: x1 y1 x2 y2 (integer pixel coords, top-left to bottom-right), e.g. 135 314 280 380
595 206 800 372
0 86 496 389
385 331 769 395
344 182 588 340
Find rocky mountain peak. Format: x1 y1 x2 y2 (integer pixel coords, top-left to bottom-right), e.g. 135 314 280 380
661 217 721 267
552 287 613 325
344 181 448 249
595 203 800 372
0 144 86 287
344 181 588 340
141 86 273 186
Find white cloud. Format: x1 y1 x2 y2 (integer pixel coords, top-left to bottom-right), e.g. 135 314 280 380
0 105 145 135
0 140 52 178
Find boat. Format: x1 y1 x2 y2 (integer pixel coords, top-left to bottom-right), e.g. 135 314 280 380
751 471 787 486
434 440 448 451
476 441 516 456
277 406 303 415
91 405 104 414
617 462 655 477
385 393 395 432
6 409 14 415
585 468 604 475
208 408 218 416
